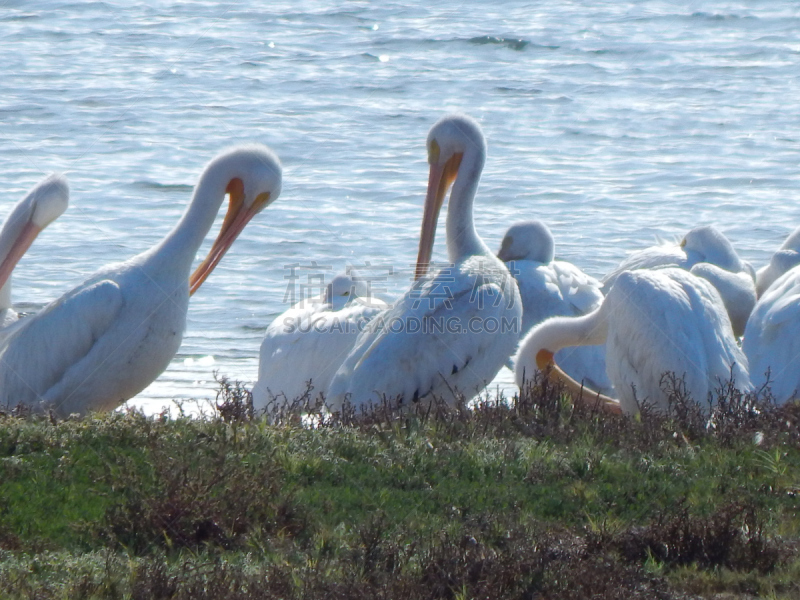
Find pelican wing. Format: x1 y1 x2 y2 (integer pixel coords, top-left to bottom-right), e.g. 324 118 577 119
602 244 687 290
743 266 800 402
0 280 123 412
254 302 385 407
327 263 521 409
607 268 749 413
550 260 604 314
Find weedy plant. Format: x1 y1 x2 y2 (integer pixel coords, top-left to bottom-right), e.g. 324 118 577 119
0 371 798 599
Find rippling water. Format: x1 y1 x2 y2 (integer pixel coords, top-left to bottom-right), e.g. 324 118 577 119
1 1 799 413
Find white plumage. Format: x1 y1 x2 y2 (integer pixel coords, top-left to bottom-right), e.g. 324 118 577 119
498 221 612 394
0 174 69 329
602 224 756 337
755 226 800 298
743 264 800 403
516 267 751 414
688 262 756 338
326 114 522 410
602 225 752 290
253 272 387 409
0 146 282 416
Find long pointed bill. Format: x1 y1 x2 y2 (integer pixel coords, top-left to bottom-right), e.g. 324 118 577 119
189 182 270 296
535 349 622 415
0 220 42 292
414 152 462 281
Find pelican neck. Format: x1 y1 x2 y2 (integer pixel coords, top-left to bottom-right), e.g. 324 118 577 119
149 166 229 276
0 282 11 311
531 309 608 355
445 144 491 263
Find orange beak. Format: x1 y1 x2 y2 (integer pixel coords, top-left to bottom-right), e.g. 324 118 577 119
0 220 42 292
535 349 622 415
189 178 270 296
414 152 462 281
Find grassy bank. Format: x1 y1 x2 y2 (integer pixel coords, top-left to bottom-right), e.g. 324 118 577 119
0 377 799 599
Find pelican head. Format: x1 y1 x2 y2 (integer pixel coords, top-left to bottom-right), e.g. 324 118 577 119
497 220 555 264
415 114 486 280
0 173 69 293
322 273 371 310
680 225 742 273
189 145 282 295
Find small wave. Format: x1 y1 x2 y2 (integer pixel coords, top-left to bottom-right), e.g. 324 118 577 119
690 11 756 22
70 97 111 107
540 95 573 104
130 181 194 192
468 36 549 51
153 69 184 80
495 86 542 96
1 13 39 22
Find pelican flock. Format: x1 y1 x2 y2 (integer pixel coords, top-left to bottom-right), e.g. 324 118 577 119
3 114 800 417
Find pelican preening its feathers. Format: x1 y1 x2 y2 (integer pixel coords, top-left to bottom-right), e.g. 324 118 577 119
0 145 281 417
325 114 521 410
516 267 752 415
514 222 760 414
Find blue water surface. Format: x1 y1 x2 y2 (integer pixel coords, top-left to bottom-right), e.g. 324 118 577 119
1 1 798 411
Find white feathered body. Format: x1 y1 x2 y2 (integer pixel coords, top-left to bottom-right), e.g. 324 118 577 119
604 268 751 413
510 259 602 331
253 297 386 408
743 265 800 403
0 249 186 415
755 226 800 297
602 244 690 290
326 254 522 410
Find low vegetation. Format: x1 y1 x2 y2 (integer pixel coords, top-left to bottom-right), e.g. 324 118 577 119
0 374 798 599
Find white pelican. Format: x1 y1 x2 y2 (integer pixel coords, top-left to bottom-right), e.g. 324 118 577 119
497 220 613 394
253 272 388 409
326 114 522 410
0 146 282 416
755 226 800 297
743 264 800 403
602 225 753 291
515 267 751 415
0 174 69 329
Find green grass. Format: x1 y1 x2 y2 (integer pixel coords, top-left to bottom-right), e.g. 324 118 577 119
0 376 799 599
